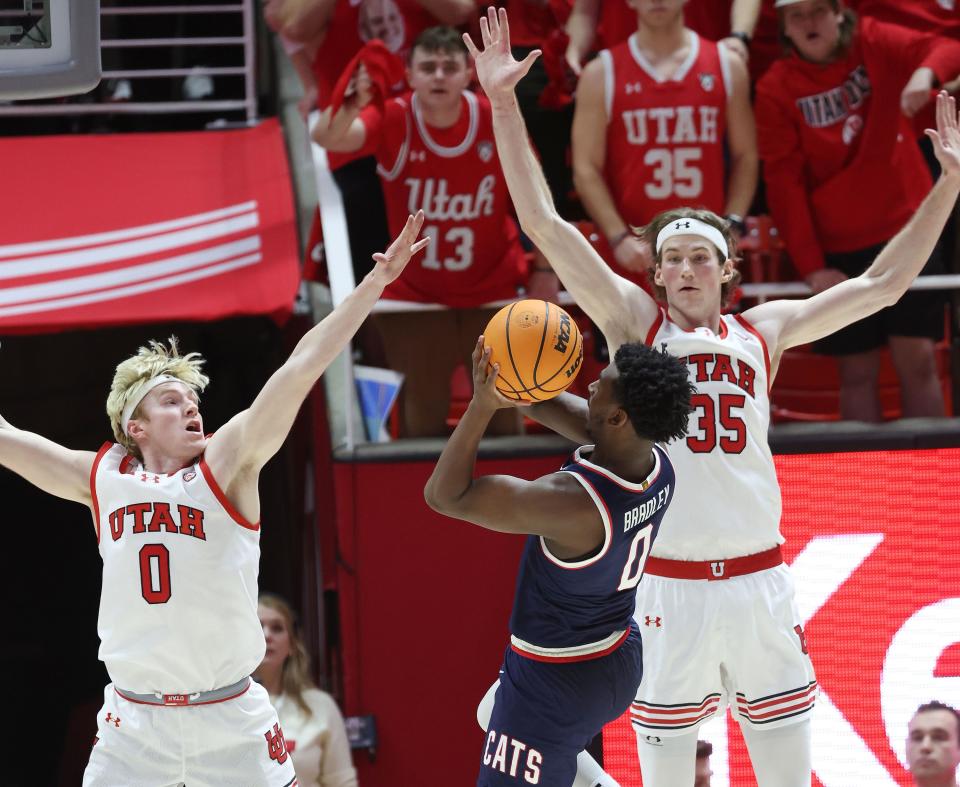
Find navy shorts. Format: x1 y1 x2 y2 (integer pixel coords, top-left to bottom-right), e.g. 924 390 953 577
813 240 947 356
477 623 643 786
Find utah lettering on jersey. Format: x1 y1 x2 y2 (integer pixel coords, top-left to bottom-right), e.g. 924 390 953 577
624 484 671 533
107 502 207 542
404 174 495 221
621 105 720 146
680 352 757 398
483 729 543 784
796 65 871 128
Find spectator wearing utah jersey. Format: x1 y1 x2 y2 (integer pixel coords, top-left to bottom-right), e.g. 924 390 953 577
313 26 530 437
256 594 358 787
564 0 763 74
425 338 693 787
571 0 757 283
755 0 960 420
0 215 429 786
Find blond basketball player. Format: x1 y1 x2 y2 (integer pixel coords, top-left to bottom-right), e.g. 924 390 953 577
0 213 428 787
467 7 960 786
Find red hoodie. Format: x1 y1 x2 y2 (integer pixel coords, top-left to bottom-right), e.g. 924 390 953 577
755 18 960 276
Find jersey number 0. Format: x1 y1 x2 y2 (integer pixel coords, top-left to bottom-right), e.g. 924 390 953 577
139 544 172 604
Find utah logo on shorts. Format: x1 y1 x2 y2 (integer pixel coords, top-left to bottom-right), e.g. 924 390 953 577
265 723 289 765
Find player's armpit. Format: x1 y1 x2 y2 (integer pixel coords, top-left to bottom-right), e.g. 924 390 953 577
0 421 95 506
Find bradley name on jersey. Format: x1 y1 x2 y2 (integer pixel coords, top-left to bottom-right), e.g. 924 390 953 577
795 64 871 129
624 485 671 533
403 173 496 222
621 105 721 146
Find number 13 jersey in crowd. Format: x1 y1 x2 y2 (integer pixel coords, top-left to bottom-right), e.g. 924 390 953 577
509 445 675 662
644 310 782 560
600 31 730 226
91 443 264 695
359 90 527 307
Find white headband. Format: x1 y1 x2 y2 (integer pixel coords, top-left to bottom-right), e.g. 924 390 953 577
655 218 729 260
121 374 181 436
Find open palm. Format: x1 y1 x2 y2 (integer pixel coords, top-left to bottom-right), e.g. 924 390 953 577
462 7 541 99
371 210 430 285
927 91 960 178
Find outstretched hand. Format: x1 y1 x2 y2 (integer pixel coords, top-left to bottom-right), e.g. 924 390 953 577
926 91 960 179
370 211 430 285
462 6 541 100
471 336 530 412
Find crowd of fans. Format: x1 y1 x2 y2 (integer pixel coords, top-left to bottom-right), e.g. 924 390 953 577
265 0 960 436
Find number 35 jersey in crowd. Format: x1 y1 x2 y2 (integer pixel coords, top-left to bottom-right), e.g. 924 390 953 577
91 443 264 694
601 31 731 226
509 445 675 662
644 310 782 560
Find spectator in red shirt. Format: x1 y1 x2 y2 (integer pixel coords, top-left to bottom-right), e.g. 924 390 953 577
571 0 756 282
312 27 530 437
755 0 960 421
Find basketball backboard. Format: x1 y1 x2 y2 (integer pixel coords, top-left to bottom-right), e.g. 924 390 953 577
0 0 101 100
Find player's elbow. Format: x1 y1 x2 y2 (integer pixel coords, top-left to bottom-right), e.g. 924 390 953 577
423 481 453 515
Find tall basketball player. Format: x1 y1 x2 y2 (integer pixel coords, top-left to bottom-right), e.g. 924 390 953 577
570 0 756 280
466 7 960 785
425 338 694 786
0 213 428 786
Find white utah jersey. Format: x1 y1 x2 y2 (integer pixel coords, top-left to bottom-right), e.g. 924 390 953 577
645 310 783 559
92 443 264 694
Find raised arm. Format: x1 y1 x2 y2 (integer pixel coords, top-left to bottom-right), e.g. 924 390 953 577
464 7 658 350
564 0 600 76
310 63 372 152
721 48 757 219
0 413 95 506
745 92 960 368
423 340 602 555
204 213 429 483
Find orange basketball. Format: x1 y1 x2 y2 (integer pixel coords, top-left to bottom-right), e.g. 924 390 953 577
483 299 584 402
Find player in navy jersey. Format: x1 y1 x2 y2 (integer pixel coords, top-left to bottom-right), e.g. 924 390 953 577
424 337 695 787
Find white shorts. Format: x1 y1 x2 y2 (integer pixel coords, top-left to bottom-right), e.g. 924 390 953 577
83 679 298 787
631 564 817 737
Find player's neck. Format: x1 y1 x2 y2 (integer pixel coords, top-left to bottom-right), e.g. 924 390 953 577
589 441 655 484
417 93 463 130
635 18 688 58
667 303 722 335
139 446 197 476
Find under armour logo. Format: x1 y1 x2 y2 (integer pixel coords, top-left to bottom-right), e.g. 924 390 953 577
625 82 643 94
644 615 662 627
674 221 691 230
710 561 725 578
265 723 289 765
409 150 426 162
645 735 663 746
140 473 160 484
104 713 121 728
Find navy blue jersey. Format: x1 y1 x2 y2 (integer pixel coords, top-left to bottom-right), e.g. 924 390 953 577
507 445 675 662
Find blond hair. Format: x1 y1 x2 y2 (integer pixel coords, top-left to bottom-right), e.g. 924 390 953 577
259 593 317 716
106 337 209 456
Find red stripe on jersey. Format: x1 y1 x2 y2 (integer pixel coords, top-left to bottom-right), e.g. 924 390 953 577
644 309 665 347
198 457 260 531
630 703 721 727
632 694 722 716
736 694 816 722
736 682 817 712
511 628 630 662
734 313 771 392
90 442 112 545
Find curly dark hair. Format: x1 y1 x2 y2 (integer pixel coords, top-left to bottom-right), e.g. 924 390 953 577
613 342 695 444
640 207 742 309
